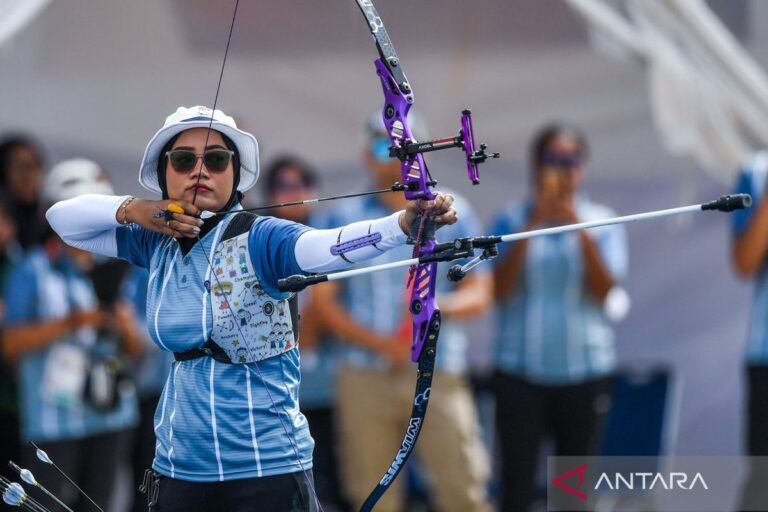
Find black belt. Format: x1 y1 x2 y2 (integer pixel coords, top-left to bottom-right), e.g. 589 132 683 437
174 339 234 364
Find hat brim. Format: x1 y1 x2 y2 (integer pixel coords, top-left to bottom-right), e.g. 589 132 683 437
138 120 259 195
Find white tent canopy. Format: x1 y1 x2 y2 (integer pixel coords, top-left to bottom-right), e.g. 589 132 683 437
566 0 768 181
0 0 50 50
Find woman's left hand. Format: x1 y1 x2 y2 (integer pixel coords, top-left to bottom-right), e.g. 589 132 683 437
399 192 457 236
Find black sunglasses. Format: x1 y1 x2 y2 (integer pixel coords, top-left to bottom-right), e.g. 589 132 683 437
166 149 234 174
541 152 582 170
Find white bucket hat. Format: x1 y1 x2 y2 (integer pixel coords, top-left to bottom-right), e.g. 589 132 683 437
138 106 259 194
44 159 115 203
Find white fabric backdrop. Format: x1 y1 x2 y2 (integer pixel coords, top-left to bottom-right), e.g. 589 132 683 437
0 0 50 49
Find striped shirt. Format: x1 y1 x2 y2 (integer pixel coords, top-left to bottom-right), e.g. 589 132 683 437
317 192 484 375
295 211 341 409
491 197 628 384
121 267 175 398
732 151 768 364
4 250 139 442
115 214 314 482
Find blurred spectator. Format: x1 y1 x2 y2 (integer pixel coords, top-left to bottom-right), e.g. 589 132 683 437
731 151 768 510
313 114 493 512
0 135 47 249
0 196 21 473
1 159 139 510
0 198 21 291
490 124 627 512
261 155 318 223
261 155 350 511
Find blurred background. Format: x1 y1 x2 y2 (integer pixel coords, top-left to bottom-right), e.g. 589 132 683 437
2 0 768 510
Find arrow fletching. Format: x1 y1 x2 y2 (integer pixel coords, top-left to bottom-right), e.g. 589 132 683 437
19 469 36 487
2 483 25 506
36 448 51 464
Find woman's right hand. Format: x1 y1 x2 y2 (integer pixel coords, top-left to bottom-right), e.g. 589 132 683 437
123 199 204 239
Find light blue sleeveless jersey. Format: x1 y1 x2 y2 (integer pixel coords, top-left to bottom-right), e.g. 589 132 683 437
115 213 314 481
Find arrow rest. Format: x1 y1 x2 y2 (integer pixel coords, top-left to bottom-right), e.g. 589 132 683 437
448 243 499 282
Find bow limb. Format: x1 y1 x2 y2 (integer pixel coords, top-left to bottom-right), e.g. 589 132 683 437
353 1 442 510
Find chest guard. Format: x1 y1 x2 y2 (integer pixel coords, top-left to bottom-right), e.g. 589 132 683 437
175 213 299 364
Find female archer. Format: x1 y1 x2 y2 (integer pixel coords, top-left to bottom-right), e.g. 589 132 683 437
46 105 457 511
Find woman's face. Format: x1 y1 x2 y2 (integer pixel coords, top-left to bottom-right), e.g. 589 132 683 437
536 134 584 197
164 128 235 212
5 144 44 204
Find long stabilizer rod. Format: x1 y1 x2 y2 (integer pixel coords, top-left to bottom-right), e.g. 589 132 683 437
452 193 750 277
500 193 748 244
277 194 751 292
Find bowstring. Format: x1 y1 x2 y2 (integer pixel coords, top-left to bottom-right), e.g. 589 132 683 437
187 0 323 509
406 208 428 289
191 0 239 206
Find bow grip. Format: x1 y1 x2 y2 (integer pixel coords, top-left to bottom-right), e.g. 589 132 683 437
407 211 437 246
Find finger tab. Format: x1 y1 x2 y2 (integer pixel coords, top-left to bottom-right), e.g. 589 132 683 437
167 203 185 214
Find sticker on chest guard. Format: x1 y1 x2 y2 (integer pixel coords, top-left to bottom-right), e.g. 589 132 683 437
209 232 295 363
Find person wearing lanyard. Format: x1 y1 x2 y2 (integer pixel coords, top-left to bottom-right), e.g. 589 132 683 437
2 158 140 510
491 124 628 512
44 106 457 511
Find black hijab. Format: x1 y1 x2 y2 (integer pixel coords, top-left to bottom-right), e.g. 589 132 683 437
156 131 243 254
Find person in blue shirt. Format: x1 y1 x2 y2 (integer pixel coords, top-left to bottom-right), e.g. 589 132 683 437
45 105 457 512
491 124 628 512
731 151 768 511
0 134 46 471
2 158 140 510
312 114 493 512
260 155 350 511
